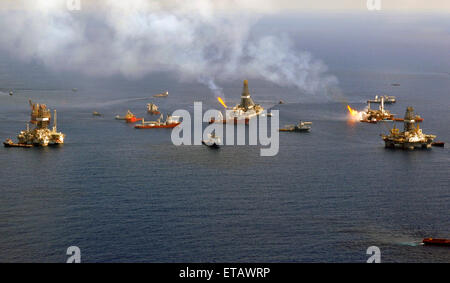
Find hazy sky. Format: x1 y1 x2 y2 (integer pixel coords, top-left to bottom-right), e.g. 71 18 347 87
1 0 450 13
0 0 448 96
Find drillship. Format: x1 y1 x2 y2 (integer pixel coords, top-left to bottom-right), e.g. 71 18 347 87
4 102 65 147
381 106 435 150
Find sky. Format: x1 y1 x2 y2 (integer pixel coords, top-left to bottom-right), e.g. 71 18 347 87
0 0 448 98
1 0 450 13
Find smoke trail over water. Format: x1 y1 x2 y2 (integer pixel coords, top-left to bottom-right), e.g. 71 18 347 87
0 0 338 98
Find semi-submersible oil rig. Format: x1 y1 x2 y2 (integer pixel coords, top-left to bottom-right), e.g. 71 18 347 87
4 101 65 147
381 106 435 150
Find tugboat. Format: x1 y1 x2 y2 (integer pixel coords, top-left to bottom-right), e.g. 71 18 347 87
147 103 161 115
153 91 169 98
431 141 445 147
422 238 450 247
202 132 221 148
134 113 181 129
115 110 143 123
3 138 33 148
381 106 436 150
4 103 65 147
279 121 312 132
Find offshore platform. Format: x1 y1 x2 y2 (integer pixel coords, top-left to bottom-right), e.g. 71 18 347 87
211 80 264 124
361 96 394 123
381 106 435 149
4 102 65 147
227 80 264 122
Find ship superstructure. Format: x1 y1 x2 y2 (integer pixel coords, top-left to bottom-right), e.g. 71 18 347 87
368 95 396 104
381 106 435 149
147 103 160 115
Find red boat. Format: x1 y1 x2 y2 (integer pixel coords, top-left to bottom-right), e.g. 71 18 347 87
134 115 181 129
422 238 450 247
126 116 143 123
135 123 180 129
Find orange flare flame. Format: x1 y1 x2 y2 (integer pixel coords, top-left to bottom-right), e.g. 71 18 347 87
347 105 359 117
217 97 228 108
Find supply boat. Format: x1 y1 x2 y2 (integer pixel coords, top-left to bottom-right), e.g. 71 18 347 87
147 103 161 115
279 121 312 132
135 114 181 129
153 91 169 98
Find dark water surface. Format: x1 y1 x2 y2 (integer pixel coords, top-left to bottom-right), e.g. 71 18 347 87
0 71 449 262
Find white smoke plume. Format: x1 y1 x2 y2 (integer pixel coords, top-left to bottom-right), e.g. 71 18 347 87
0 0 338 97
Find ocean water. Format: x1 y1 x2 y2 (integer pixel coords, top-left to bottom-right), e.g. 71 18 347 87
0 71 449 262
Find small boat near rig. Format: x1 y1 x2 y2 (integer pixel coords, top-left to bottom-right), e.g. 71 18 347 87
279 121 312 132
4 102 65 147
422 238 450 247
381 106 436 150
3 138 33 148
134 114 180 129
147 103 161 115
202 133 221 148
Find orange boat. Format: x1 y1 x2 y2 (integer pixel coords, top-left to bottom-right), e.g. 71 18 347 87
115 110 142 123
126 116 143 123
135 114 181 129
422 238 450 247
